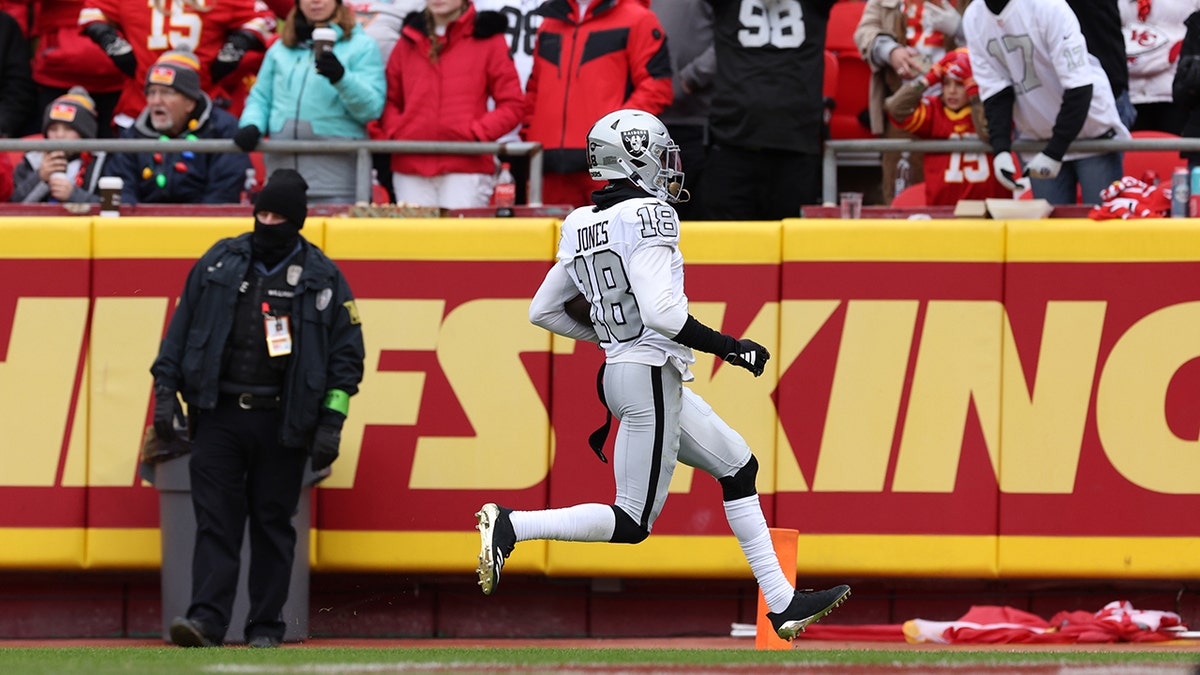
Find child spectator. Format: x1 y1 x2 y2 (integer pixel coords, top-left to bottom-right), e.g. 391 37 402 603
12 87 109 203
381 0 523 209
234 0 386 204
856 0 967 204
885 48 1010 206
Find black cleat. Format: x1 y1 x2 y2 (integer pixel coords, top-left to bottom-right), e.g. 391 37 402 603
475 503 516 595
767 584 851 640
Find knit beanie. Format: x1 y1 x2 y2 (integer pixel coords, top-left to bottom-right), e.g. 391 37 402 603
254 169 310 228
146 49 204 101
43 87 98 139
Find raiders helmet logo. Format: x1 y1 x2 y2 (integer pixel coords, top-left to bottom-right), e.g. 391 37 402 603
621 129 649 157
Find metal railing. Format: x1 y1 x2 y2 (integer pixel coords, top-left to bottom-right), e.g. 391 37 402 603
0 138 545 206
823 137 1200 205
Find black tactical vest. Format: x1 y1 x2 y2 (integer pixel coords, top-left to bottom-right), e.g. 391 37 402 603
220 249 305 390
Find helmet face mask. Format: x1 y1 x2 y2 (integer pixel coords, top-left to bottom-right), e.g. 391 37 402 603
588 109 687 203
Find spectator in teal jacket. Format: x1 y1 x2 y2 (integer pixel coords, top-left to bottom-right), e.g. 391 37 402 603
234 0 386 204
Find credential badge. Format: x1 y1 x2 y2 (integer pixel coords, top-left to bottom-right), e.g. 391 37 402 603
316 288 332 311
286 265 302 286
622 128 649 157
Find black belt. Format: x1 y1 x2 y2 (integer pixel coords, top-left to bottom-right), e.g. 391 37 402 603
221 392 281 410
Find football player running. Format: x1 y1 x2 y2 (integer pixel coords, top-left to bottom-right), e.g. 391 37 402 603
474 109 850 640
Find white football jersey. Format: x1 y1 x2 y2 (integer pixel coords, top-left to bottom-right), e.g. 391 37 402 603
556 196 696 377
963 0 1129 161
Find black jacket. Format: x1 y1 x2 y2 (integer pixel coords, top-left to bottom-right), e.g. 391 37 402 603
1176 11 1200 167
105 94 251 205
151 232 365 447
0 11 35 137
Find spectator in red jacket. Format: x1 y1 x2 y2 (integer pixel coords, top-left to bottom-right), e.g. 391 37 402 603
31 1 126 136
382 0 523 209
523 0 672 208
78 0 276 127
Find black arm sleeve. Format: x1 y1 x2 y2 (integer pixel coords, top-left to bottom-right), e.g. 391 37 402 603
1043 84 1092 161
671 315 738 356
983 86 1016 154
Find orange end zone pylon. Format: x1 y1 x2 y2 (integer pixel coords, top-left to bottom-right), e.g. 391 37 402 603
755 527 798 650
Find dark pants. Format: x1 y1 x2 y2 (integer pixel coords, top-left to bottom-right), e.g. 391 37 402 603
186 396 308 643
701 144 822 221
666 123 709 221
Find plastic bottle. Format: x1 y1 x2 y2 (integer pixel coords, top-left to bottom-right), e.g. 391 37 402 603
1192 167 1200 218
894 152 911 199
493 162 516 208
241 168 259 205
1172 168 1189 218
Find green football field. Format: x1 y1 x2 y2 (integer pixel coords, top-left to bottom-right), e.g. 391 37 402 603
0 646 1197 674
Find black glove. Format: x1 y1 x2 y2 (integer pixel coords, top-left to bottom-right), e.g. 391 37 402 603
310 426 340 471
233 124 262 152
309 410 344 471
83 22 137 78
723 339 770 378
152 385 178 443
315 50 345 84
210 29 260 83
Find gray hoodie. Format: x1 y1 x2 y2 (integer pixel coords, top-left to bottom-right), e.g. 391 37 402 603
651 0 716 128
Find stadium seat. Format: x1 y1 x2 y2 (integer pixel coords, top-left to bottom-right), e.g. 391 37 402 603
827 56 873 139
823 50 838 129
825 1 873 140
1123 130 1187 184
824 49 838 100
4 133 39 172
891 182 926 206
826 0 865 55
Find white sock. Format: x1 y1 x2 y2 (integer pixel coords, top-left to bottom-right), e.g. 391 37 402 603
724 494 794 613
510 503 616 542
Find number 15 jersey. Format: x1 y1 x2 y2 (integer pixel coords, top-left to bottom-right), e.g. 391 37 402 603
557 195 696 379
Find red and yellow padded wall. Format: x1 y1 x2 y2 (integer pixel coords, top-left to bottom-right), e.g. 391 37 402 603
2 215 1200 579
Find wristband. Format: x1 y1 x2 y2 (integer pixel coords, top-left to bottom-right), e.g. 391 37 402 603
322 388 350 416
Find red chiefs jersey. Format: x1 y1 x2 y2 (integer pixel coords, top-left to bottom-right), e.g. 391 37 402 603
79 0 275 121
896 97 1010 206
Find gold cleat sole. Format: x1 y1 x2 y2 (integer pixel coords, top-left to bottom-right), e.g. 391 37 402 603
777 587 851 641
475 506 498 595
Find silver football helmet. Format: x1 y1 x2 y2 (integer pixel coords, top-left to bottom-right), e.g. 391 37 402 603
587 109 688 203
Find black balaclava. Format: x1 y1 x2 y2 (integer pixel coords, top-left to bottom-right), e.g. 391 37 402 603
252 169 308 267
985 0 1010 14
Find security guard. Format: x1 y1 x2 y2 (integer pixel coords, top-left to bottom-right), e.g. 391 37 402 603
150 169 365 648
